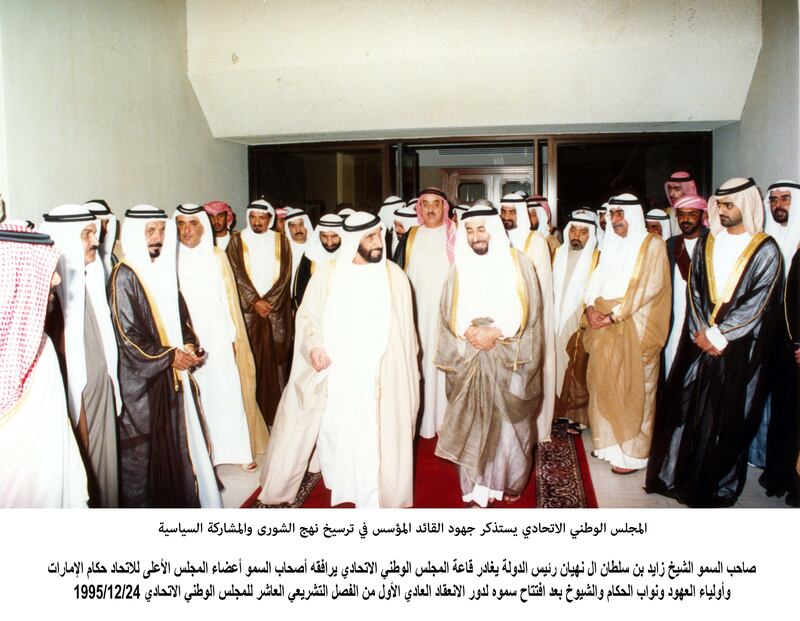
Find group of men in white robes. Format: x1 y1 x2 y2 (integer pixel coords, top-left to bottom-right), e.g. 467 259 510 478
4 165 798 510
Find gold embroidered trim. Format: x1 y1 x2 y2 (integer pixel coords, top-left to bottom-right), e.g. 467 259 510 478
111 262 179 390
705 232 768 325
403 226 418 271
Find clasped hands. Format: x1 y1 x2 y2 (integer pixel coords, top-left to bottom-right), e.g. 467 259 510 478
586 305 613 330
253 299 273 318
465 325 502 350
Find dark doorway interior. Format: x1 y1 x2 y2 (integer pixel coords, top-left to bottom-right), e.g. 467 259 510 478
555 134 711 226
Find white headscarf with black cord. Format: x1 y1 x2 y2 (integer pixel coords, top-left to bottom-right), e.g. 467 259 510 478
40 204 121 424
453 205 522 338
584 194 647 304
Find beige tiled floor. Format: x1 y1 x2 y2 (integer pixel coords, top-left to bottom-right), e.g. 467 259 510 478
580 434 791 509
217 435 793 509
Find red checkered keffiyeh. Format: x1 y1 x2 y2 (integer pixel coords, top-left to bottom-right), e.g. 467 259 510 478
203 200 234 228
0 224 60 416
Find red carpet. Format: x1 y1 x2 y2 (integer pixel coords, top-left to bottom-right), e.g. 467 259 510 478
246 420 596 509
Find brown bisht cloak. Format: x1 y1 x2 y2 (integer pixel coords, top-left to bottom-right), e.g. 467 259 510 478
226 231 293 426
109 262 205 508
434 249 544 495
646 233 782 507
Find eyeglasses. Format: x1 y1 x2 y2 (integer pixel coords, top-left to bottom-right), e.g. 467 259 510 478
768 195 791 205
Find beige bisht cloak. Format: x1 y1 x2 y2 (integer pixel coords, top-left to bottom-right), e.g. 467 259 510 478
434 249 544 496
516 231 556 443
582 234 671 461
546 233 561 261
258 260 420 508
217 247 269 455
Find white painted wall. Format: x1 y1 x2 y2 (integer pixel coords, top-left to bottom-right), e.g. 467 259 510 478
713 0 799 189
0 0 247 223
186 0 761 143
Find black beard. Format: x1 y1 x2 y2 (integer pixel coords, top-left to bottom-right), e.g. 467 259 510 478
772 208 789 224
679 220 701 235
470 242 488 255
357 244 382 263
323 243 341 253
569 240 584 250
501 219 515 230
148 246 162 258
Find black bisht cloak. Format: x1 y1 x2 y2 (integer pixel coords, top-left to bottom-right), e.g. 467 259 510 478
760 248 800 506
646 233 783 507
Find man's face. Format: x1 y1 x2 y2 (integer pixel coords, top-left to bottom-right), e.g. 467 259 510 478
144 221 166 260
667 182 685 202
355 228 383 263
319 231 341 253
275 217 286 234
248 211 271 234
568 224 590 250
609 208 629 238
288 219 308 243
80 222 99 266
598 212 607 230
176 215 204 249
393 221 407 237
420 195 445 228
465 219 490 255
527 208 539 230
769 189 791 225
500 206 517 231
676 208 702 236
717 200 743 228
645 221 663 236
208 211 229 235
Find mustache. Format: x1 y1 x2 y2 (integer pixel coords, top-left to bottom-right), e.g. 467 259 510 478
89 244 100 251
148 242 163 248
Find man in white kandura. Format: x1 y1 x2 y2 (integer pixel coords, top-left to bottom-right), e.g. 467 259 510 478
435 205 544 507
175 204 258 471
552 210 600 430
499 193 556 443
41 204 122 507
393 188 455 438
0 224 88 507
259 212 419 508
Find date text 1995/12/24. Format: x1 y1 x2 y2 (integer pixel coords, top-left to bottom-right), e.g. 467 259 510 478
74 584 140 600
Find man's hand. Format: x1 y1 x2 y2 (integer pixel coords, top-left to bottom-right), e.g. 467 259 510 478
694 329 721 357
794 345 800 366
465 325 502 350
586 305 613 330
253 299 273 318
172 348 202 370
309 347 332 372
